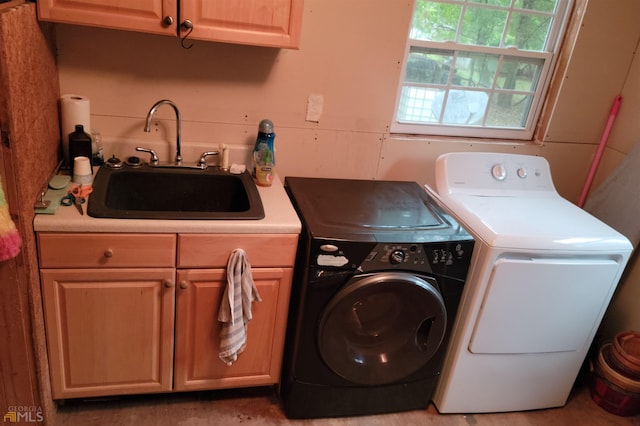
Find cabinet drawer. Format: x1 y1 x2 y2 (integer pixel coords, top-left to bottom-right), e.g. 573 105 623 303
38 233 176 268
177 234 298 268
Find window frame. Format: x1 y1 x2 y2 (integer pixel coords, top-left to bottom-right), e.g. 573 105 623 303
391 0 573 140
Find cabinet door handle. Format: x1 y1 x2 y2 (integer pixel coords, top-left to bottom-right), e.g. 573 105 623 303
163 279 174 288
103 249 114 258
180 19 194 49
179 281 189 290
162 15 174 26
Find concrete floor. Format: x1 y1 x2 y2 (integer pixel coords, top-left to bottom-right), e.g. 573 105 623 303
51 378 639 426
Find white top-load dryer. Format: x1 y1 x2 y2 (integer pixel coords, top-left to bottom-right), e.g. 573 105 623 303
426 152 632 413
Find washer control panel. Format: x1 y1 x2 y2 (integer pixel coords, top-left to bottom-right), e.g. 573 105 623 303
357 242 474 280
435 152 556 195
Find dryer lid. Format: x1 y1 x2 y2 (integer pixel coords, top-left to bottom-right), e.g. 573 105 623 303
429 152 632 251
442 193 631 250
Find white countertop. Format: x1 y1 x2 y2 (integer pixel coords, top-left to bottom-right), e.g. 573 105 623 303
34 174 301 234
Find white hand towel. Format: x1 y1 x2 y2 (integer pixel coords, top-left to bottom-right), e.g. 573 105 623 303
218 248 262 366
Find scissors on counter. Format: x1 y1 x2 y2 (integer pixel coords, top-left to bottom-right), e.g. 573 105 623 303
61 184 93 215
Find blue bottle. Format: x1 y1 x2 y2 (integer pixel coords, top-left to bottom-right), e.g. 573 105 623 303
253 119 275 186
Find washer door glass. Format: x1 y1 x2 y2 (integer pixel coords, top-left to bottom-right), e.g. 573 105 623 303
318 272 447 385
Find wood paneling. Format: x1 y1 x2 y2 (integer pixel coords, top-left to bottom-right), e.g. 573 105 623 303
0 1 60 419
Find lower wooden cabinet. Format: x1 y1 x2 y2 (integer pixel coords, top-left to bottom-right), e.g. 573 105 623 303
40 268 176 399
174 268 293 391
38 232 297 400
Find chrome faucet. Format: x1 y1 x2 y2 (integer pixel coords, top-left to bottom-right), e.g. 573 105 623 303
144 99 182 165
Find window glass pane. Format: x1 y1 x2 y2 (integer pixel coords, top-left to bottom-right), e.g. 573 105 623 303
393 0 569 138
398 86 440 123
411 1 461 42
485 93 533 127
514 0 559 13
497 57 543 91
436 89 489 125
405 48 454 85
451 52 499 88
460 6 507 47
506 12 552 50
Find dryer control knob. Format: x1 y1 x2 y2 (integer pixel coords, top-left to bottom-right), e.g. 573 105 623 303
491 164 507 181
389 250 405 265
517 167 527 178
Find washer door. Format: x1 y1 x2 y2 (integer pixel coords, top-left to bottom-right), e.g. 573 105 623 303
318 272 447 385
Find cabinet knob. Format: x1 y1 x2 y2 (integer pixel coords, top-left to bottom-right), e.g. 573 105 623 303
103 249 113 258
163 280 174 288
162 15 174 26
179 281 189 290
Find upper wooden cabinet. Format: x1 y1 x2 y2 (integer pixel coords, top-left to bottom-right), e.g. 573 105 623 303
37 0 303 49
181 1 303 49
36 0 178 36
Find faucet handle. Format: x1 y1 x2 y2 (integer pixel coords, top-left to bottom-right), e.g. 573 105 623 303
219 144 229 170
197 151 219 168
136 147 159 165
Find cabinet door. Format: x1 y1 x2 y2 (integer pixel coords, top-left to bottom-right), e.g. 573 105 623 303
174 268 293 391
41 268 176 399
181 0 303 48
37 0 178 36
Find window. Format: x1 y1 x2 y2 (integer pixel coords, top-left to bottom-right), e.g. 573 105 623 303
392 0 572 139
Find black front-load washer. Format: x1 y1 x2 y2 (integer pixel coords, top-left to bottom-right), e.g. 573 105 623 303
280 177 474 419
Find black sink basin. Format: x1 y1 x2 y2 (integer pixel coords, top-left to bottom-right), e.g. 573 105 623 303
88 165 265 220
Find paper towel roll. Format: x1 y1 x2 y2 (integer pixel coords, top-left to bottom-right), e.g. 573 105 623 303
61 95 91 167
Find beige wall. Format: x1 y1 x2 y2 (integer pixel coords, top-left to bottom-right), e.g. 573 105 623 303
594 4 640 339
54 0 640 334
57 0 414 181
55 0 637 199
